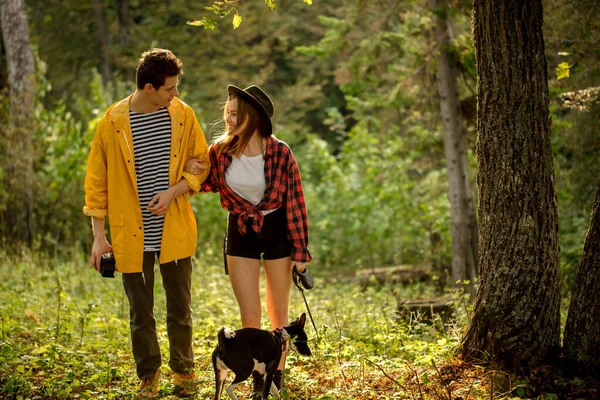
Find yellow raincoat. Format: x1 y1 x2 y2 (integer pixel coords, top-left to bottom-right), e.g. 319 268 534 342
83 95 210 273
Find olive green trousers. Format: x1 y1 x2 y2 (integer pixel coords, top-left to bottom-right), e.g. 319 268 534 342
122 252 194 379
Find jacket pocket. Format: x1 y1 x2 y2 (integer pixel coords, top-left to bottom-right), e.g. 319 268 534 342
109 213 125 254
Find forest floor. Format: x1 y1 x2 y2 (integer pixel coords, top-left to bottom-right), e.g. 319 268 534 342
0 252 597 399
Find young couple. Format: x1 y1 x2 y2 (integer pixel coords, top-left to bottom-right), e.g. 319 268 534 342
83 48 311 398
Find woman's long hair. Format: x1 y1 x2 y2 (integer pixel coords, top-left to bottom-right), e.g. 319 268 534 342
213 94 270 158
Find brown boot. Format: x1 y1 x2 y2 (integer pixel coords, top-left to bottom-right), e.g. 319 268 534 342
173 371 196 397
136 369 160 398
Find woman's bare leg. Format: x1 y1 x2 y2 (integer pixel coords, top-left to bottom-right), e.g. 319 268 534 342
227 255 262 329
264 257 293 370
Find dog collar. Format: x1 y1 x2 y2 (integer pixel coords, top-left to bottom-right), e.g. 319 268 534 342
275 328 290 352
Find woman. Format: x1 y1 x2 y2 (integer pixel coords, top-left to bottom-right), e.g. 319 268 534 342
185 85 311 397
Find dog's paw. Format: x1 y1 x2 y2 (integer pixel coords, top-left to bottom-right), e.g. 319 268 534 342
223 327 236 339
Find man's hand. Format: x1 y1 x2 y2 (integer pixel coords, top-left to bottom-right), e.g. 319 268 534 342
184 158 209 174
91 238 112 272
147 188 175 215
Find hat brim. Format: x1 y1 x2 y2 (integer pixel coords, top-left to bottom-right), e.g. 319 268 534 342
227 85 273 136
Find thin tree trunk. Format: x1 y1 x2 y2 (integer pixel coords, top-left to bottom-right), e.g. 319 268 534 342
0 0 36 245
563 180 600 376
429 0 478 292
116 0 130 47
458 0 561 372
93 0 112 87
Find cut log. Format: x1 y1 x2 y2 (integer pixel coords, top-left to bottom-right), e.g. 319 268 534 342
356 264 431 287
397 297 454 323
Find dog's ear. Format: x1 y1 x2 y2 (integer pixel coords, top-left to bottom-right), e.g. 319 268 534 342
299 313 306 328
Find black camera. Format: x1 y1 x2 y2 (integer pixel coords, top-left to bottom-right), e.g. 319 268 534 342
100 252 116 278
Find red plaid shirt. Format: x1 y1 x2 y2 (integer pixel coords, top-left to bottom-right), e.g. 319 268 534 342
201 137 311 263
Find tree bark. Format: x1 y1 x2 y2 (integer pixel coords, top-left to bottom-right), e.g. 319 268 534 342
563 180 600 376
458 0 561 371
116 0 130 47
429 0 478 291
92 0 112 87
0 0 36 245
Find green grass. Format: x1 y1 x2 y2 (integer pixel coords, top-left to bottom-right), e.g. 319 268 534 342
0 252 489 399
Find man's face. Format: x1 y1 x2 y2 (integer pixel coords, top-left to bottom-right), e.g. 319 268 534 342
147 75 179 107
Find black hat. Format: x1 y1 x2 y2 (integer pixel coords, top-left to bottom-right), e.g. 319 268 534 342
227 85 274 136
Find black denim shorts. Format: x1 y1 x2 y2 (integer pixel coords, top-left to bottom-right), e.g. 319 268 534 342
223 208 292 273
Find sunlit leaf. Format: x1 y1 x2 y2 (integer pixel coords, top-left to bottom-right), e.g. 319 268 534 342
265 0 276 10
232 13 242 29
556 62 570 80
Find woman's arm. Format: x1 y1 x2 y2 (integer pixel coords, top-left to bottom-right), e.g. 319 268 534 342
284 149 312 264
187 145 221 193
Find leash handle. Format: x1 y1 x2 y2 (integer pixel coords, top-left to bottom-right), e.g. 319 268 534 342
293 276 319 338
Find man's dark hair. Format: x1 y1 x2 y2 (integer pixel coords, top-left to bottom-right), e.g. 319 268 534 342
135 48 183 90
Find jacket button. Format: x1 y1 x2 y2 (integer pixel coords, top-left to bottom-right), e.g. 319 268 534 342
139 227 142 230
127 160 130 163
133 234 136 237
174 154 177 157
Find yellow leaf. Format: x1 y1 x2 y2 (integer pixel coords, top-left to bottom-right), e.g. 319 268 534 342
232 14 242 29
556 62 570 80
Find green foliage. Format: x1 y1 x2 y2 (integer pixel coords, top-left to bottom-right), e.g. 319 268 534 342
545 0 600 293
0 251 477 399
6 0 596 296
29 68 113 255
187 0 312 30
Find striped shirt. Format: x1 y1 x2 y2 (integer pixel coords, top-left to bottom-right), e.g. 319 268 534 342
130 108 171 251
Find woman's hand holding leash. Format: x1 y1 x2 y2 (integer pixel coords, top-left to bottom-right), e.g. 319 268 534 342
293 262 306 273
292 264 314 290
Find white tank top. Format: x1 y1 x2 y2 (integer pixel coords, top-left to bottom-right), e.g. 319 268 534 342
225 153 276 215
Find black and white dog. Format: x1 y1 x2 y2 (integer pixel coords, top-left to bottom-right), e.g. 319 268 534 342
212 313 312 400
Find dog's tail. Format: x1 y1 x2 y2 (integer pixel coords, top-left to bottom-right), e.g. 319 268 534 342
217 327 236 351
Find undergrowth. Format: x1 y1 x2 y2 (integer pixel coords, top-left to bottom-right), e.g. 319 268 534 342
0 252 500 399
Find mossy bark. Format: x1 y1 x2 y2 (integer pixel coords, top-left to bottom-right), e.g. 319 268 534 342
458 0 561 371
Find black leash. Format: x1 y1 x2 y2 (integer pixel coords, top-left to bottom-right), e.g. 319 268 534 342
292 267 318 338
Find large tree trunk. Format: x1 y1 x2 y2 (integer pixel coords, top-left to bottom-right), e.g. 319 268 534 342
92 0 112 87
429 0 478 291
458 0 561 371
0 0 36 245
563 180 600 376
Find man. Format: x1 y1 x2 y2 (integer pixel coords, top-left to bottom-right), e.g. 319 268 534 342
83 48 209 397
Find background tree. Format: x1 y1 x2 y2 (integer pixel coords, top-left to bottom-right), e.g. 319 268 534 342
429 0 477 289
0 0 36 246
92 0 112 89
458 0 562 370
